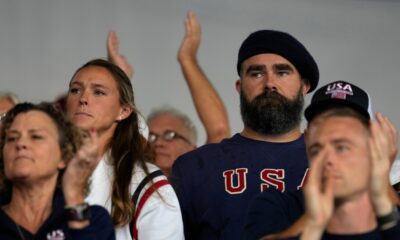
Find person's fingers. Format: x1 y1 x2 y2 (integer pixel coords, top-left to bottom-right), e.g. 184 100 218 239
305 149 328 194
369 123 379 166
378 113 398 162
187 10 194 27
107 31 119 56
191 11 200 31
88 128 100 165
376 113 397 145
372 119 386 149
371 117 391 163
184 11 191 37
324 174 334 204
376 113 392 140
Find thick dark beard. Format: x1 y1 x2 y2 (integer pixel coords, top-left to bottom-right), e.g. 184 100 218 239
240 87 304 135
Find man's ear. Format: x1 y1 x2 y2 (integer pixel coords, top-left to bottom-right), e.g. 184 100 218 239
118 104 133 121
235 79 241 94
302 79 311 96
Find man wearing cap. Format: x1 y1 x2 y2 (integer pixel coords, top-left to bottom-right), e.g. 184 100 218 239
170 30 319 239
302 80 400 239
251 80 400 239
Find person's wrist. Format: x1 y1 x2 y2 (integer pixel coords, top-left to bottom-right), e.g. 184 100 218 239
376 205 399 230
64 190 85 207
372 195 393 216
301 222 325 240
65 202 91 222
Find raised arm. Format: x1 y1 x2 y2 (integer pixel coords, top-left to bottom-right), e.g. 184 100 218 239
178 11 230 144
107 31 134 79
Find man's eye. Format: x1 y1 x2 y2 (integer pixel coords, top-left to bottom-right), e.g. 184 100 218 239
250 72 264 78
336 145 349 153
277 71 289 77
309 149 320 158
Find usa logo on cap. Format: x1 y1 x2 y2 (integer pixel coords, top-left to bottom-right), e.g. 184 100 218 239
325 82 353 100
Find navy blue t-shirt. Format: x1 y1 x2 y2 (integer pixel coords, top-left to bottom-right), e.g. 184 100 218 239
245 189 304 239
287 224 400 240
0 189 115 240
170 133 309 239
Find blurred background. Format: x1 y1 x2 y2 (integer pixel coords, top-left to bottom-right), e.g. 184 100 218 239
1 0 399 151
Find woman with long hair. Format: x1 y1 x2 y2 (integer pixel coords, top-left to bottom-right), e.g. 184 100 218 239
66 59 183 239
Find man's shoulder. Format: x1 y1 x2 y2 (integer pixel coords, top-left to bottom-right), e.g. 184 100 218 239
177 134 234 156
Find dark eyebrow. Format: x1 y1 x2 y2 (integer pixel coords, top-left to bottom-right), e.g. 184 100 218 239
245 64 266 75
273 64 294 72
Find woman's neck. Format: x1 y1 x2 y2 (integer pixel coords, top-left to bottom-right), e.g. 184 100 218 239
96 126 116 157
3 180 57 234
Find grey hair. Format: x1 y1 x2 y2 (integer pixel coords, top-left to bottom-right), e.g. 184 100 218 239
0 92 20 105
147 106 198 145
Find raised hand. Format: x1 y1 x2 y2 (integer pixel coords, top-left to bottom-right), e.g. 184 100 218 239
176 11 231 143
62 128 100 206
177 10 201 63
107 31 134 78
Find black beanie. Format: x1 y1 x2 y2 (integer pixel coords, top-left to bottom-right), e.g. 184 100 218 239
237 30 319 93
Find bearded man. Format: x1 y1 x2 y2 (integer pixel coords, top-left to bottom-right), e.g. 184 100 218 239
170 30 319 239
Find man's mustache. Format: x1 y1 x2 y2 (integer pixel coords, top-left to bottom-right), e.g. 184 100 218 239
255 90 286 101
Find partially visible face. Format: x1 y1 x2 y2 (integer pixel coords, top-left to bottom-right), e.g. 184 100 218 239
237 54 308 135
0 98 14 114
66 66 128 135
2 111 65 183
148 114 195 175
0 98 15 124
306 116 370 200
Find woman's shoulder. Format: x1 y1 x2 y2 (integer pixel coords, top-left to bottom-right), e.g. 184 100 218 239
131 164 184 240
131 162 177 201
132 162 163 180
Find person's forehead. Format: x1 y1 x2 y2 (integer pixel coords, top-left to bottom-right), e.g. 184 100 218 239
308 116 366 141
10 111 58 135
148 114 186 132
242 53 297 70
72 66 117 88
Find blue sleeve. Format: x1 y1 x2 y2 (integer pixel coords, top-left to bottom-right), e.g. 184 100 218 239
381 221 400 240
245 189 304 240
68 205 115 240
170 155 196 239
